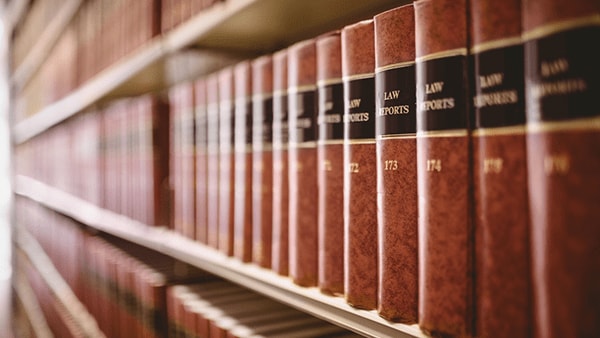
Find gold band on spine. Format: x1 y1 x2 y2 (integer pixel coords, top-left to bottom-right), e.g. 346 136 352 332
317 78 343 87
527 116 600 133
522 14 600 41
377 133 417 140
417 129 469 137
342 73 374 82
470 36 523 54
289 141 317 149
344 138 376 145
317 139 345 145
375 60 416 73
415 48 468 63
472 125 526 136
288 84 317 93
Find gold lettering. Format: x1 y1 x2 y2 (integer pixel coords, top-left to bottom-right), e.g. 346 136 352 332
483 158 503 174
322 159 332 171
480 73 504 89
348 162 360 173
425 81 444 94
420 98 455 111
384 90 401 100
378 105 410 116
348 98 362 108
544 154 570 175
541 58 569 78
426 159 442 172
384 159 398 171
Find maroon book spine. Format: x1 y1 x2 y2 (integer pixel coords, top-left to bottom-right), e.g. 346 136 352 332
195 79 209 243
523 1 600 337
169 86 183 234
271 49 290 276
182 83 197 240
206 74 220 249
415 0 473 336
316 31 344 296
251 55 274 268
374 3 418 323
233 61 253 262
218 68 235 256
470 0 531 337
152 96 171 227
287 39 318 286
341 19 377 310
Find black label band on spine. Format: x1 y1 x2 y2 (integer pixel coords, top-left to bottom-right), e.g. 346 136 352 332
254 97 274 145
525 25 599 123
288 90 317 143
375 65 416 137
416 55 469 132
473 43 525 128
273 93 289 145
318 82 344 141
344 76 375 140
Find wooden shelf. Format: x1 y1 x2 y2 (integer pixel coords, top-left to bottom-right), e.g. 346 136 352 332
14 226 106 338
12 0 406 145
14 175 427 338
10 0 84 91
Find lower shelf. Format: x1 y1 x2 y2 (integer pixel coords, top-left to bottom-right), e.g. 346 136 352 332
14 175 425 338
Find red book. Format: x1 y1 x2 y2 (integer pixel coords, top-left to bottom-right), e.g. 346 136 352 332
341 19 377 310
169 87 183 233
287 39 318 286
251 55 274 268
415 0 473 336
206 73 220 249
470 0 531 337
218 68 235 256
181 83 197 240
271 49 290 276
195 79 209 243
150 96 171 227
316 31 344 296
232 61 253 262
523 1 600 337
374 4 418 323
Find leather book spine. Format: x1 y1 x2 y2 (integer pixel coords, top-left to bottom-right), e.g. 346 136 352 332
522 0 600 336
287 39 319 286
233 61 253 262
206 74 220 249
470 0 531 337
182 83 197 240
316 31 344 296
218 68 235 256
195 79 209 243
414 0 473 336
373 3 417 323
152 96 171 227
341 19 378 310
169 86 183 234
271 49 290 276
251 55 274 268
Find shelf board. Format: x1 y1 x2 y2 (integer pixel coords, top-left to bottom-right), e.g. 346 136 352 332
15 226 106 338
10 0 84 91
13 271 53 338
12 0 407 145
14 175 427 338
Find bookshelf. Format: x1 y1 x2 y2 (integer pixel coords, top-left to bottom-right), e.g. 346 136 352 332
9 1 426 337
14 175 425 338
12 0 406 144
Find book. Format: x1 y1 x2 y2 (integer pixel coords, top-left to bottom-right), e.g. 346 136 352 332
315 30 344 296
195 79 209 243
287 39 319 286
415 0 473 336
373 4 418 323
218 68 235 256
251 55 274 268
470 0 531 337
233 61 253 262
205 73 221 249
271 49 290 276
341 19 378 310
522 0 600 336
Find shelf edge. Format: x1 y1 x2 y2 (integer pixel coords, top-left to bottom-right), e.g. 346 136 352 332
13 175 428 338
